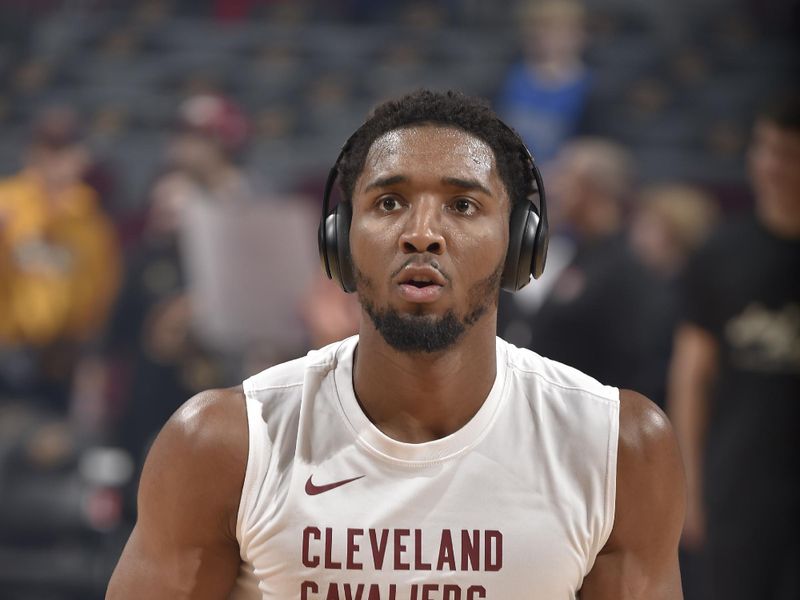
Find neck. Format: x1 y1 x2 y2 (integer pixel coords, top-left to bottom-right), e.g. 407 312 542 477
353 313 498 444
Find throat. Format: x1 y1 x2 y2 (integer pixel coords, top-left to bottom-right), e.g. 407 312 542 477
352 335 498 443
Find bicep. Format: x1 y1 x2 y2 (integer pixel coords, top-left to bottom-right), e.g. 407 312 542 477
579 545 683 599
107 523 240 600
107 389 247 599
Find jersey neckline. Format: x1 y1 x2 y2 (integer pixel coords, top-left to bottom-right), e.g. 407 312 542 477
332 336 509 465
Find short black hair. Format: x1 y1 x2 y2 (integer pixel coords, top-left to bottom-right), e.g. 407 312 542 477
337 89 533 208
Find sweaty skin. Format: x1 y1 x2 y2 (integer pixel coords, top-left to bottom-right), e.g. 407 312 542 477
107 125 685 599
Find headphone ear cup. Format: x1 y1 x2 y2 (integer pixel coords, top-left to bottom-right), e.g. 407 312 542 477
531 207 548 280
501 202 539 292
335 202 356 293
319 202 355 292
318 215 333 279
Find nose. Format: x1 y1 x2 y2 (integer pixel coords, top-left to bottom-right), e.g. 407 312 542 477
398 201 445 255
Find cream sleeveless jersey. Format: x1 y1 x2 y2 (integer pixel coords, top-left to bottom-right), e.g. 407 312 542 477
228 336 619 600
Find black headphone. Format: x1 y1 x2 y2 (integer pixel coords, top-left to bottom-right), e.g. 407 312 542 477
318 120 548 294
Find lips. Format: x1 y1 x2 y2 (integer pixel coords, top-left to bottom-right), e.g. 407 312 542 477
396 265 446 303
397 265 447 287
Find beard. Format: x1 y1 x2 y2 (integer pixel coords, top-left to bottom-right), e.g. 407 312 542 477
355 259 504 354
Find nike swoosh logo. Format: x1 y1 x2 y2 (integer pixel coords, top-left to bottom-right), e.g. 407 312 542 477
305 474 365 496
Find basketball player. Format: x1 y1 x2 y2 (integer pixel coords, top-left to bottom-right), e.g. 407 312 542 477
107 90 685 599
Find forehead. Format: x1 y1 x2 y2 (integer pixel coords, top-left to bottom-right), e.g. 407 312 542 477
360 125 499 183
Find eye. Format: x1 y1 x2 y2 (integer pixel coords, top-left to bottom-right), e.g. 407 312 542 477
378 196 402 212
452 198 477 215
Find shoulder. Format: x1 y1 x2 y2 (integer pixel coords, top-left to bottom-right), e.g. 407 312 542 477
108 388 248 597
611 389 685 547
167 385 247 450
503 339 618 404
617 389 679 461
582 391 685 592
138 386 248 539
244 337 355 393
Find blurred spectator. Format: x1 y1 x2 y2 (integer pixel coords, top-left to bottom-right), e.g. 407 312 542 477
72 93 254 460
630 184 720 280
37 106 126 241
668 92 800 599
501 138 658 396
0 110 120 407
166 93 254 204
629 184 719 409
496 0 591 162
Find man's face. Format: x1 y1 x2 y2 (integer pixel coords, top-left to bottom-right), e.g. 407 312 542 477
349 125 510 353
749 119 800 224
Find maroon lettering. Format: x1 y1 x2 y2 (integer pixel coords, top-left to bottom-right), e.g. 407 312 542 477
443 585 462 600
302 527 321 568
369 529 389 569
467 586 486 600
389 584 397 600
367 584 381 600
485 530 503 572
410 584 418 600
346 528 364 570
301 581 318 600
324 527 342 569
414 529 432 570
421 584 437 600
461 530 480 571
394 529 411 570
344 583 365 600
436 530 456 570
326 582 341 600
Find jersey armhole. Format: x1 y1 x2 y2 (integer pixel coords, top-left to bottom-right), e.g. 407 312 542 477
235 382 271 552
603 393 620 545
585 388 621 574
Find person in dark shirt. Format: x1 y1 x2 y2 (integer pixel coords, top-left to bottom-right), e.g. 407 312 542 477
502 137 659 396
669 92 800 600
628 184 720 409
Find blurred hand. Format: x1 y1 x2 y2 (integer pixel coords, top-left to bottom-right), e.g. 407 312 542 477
302 275 360 349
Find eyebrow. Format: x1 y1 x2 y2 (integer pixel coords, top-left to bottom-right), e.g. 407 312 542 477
363 175 408 193
441 176 492 196
363 174 492 196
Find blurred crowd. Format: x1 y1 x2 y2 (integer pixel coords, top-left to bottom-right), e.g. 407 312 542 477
0 0 797 598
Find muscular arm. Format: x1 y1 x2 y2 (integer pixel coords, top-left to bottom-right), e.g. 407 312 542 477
580 389 686 599
106 387 248 599
666 323 718 548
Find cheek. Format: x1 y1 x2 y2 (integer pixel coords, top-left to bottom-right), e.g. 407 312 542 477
348 218 394 273
449 222 508 273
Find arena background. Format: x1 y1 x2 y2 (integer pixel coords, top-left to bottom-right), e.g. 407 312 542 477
0 1 797 598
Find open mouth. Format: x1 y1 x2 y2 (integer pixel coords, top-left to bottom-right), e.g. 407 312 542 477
405 279 439 288
396 267 446 303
